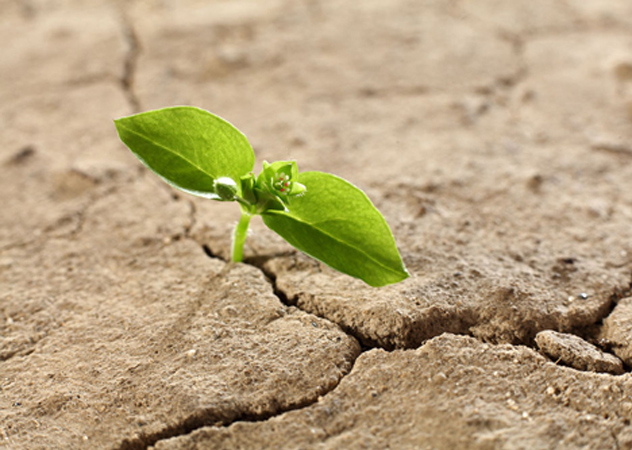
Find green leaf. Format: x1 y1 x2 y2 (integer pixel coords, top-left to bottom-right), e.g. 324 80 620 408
114 106 255 199
262 171 409 287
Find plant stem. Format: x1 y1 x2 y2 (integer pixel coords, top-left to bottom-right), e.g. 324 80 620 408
232 209 252 262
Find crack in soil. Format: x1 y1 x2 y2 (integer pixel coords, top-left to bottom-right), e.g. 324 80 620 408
201 243 223 261
196 234 632 361
580 274 632 355
245 254 380 353
0 344 36 363
118 12 141 113
141 262 632 449
0 184 120 254
118 351 361 450
135 188 632 449
183 200 197 239
111 235 632 449
113 244 361 450
591 141 632 158
115 211 366 449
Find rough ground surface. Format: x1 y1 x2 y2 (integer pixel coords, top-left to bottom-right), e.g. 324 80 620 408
2 1 632 449
602 297 632 367
156 335 632 450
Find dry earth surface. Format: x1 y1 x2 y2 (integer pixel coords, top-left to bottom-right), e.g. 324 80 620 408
2 0 632 449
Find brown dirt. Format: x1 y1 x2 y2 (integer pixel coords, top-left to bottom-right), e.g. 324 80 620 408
2 1 632 449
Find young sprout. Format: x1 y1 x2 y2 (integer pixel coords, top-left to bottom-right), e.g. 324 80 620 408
114 106 408 287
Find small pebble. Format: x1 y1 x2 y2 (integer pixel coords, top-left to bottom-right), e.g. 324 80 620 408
546 386 556 396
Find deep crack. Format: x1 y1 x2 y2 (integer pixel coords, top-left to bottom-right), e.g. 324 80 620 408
244 254 377 352
126 239 632 449
155 199 632 449
245 255 290 305
195 241 371 349
119 349 361 450
116 244 361 450
203 239 632 363
581 274 632 352
201 244 223 261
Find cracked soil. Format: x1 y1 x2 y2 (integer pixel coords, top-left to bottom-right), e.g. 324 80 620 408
2 1 632 449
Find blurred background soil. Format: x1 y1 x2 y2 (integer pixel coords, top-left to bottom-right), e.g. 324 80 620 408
2 1 632 449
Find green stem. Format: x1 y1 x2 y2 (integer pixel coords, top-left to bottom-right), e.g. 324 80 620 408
232 209 252 262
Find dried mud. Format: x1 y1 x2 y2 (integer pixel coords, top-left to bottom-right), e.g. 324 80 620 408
2 1 632 449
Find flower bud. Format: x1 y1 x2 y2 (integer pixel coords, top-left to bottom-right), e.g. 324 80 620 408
257 160 304 198
214 177 238 201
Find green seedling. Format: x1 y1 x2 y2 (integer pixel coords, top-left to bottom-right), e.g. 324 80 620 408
114 106 408 287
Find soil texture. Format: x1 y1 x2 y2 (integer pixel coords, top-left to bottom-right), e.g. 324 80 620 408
2 1 632 449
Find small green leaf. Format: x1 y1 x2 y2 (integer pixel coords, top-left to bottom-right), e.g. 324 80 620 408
114 106 255 199
262 172 409 287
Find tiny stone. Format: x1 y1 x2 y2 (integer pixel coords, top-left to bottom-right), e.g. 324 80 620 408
432 373 447 385
579 293 588 300
546 386 555 396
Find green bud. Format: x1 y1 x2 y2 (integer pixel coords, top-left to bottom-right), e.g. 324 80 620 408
214 177 238 201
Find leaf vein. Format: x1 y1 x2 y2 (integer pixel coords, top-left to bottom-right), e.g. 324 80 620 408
117 122 218 182
264 211 406 278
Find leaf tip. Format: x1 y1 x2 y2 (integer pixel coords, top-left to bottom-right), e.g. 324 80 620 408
113 116 129 133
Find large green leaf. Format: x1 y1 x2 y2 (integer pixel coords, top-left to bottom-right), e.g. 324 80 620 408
262 171 409 287
114 106 255 199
